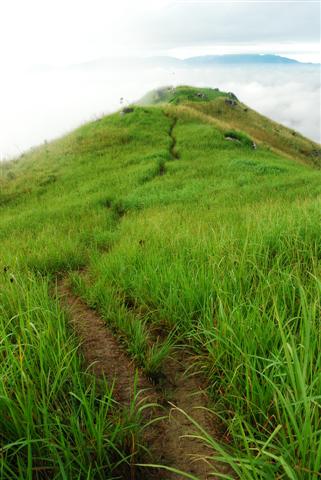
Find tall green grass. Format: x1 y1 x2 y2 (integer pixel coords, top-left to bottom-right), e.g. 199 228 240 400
0 275 143 479
70 271 176 383
87 201 321 478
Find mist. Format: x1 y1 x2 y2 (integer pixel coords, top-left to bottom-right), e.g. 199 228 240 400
1 62 319 159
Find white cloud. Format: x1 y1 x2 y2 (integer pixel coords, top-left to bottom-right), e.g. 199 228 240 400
0 0 155 67
135 1 320 50
0 1 319 67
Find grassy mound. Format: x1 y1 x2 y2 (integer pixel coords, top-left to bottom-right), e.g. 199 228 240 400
138 85 229 105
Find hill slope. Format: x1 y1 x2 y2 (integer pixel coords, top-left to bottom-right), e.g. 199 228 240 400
1 86 321 479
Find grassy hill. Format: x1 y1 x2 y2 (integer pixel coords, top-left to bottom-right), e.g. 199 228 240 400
0 86 321 479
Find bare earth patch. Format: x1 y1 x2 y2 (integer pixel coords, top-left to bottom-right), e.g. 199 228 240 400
58 279 153 404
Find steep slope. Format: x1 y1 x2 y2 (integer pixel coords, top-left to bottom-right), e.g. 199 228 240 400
0 86 321 479
140 85 321 166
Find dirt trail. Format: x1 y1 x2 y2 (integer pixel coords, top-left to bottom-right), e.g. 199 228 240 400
58 279 233 480
168 116 179 160
58 280 154 404
156 354 232 479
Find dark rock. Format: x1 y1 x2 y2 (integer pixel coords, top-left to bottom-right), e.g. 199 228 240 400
310 149 321 158
122 107 134 114
228 92 238 100
225 99 237 107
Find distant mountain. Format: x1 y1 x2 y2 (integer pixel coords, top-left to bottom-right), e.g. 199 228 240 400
183 54 302 66
30 54 317 73
76 54 316 70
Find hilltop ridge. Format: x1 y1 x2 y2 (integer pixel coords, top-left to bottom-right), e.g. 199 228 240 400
138 85 320 167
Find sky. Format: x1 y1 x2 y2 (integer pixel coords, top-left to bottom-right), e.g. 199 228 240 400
0 1 320 158
1 0 320 66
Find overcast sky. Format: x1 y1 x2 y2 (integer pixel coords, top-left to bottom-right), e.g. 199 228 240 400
1 0 320 67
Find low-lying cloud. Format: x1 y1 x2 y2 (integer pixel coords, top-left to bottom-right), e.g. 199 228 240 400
0 62 319 159
188 65 321 142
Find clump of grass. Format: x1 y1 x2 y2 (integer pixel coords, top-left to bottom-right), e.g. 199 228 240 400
98 196 113 208
70 272 174 380
112 199 128 219
39 174 57 186
140 157 167 183
144 332 176 383
232 159 286 175
224 129 253 147
157 158 166 176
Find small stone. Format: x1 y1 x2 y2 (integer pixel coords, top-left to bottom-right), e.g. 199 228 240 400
225 99 237 107
227 92 238 100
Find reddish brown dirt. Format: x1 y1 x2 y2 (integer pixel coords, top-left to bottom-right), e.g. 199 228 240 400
58 280 234 480
154 354 233 479
58 280 154 405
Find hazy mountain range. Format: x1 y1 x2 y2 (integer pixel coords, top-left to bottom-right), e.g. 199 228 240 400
32 54 319 72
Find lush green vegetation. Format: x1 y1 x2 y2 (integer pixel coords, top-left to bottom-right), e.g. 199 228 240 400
138 85 228 105
1 86 321 478
0 277 144 479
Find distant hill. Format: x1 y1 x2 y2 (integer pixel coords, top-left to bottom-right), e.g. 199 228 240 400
49 53 316 72
183 54 302 66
